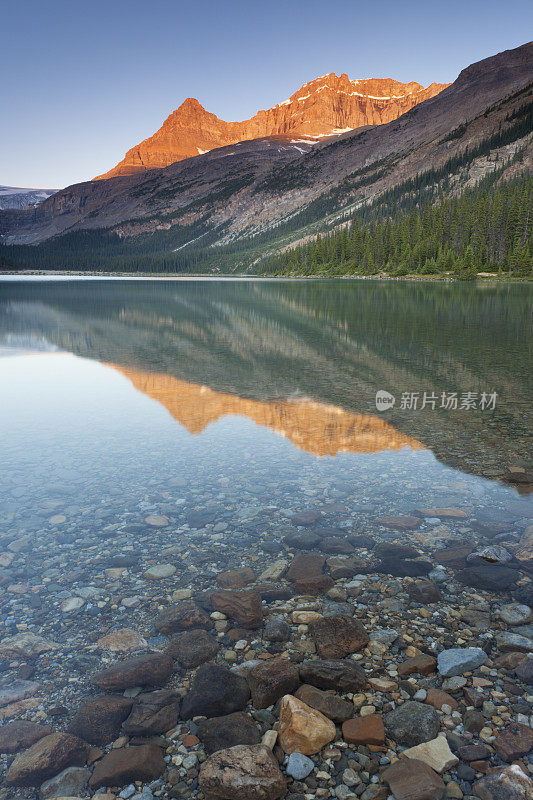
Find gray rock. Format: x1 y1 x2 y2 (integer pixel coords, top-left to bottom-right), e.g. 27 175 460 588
0 679 40 708
384 701 439 746
40 766 90 798
286 753 314 780
437 647 487 676
495 632 533 653
497 604 532 626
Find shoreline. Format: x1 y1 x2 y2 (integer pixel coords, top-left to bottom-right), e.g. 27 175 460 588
0 270 530 282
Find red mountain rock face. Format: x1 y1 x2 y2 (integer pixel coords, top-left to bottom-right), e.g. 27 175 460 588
94 74 449 179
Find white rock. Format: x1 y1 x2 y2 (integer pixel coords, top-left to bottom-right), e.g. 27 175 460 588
402 735 458 773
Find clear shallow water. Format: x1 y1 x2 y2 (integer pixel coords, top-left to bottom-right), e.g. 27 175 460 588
0 278 531 532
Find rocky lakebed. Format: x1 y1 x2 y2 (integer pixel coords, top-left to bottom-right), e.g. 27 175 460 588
1 475 533 800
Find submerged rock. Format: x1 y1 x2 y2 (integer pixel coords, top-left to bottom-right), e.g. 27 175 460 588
384 701 439 746
89 744 165 790
309 614 369 659
383 758 445 800
181 663 250 719
295 684 354 722
197 711 261 755
299 659 367 692
437 647 487 676
278 694 336 755
6 733 89 787
247 657 299 708
91 652 174 690
68 695 133 745
199 744 287 800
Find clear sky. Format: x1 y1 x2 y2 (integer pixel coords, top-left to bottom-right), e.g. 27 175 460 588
1 0 531 188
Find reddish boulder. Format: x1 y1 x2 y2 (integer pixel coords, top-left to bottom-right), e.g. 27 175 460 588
247 658 299 708
89 744 165 790
6 733 90 787
342 715 385 745
309 615 369 659
91 653 174 690
493 722 533 762
211 590 263 629
383 758 445 800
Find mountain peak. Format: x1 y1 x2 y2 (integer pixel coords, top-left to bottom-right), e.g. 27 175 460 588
94 72 450 180
177 97 206 112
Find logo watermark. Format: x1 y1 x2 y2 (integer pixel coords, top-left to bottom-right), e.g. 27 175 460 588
375 390 497 411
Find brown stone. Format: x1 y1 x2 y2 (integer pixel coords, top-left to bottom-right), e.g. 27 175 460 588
309 615 369 659
342 715 385 745
96 628 148 653
181 663 251 719
293 575 335 594
89 744 165 790
435 545 473 570
493 722 533 762
0 721 52 754
375 516 421 530
278 695 336 755
216 567 256 589
166 628 219 668
458 744 491 761
327 556 366 579
407 581 442 604
68 695 133 745
383 758 445 800
291 510 323 526
299 659 367 692
286 553 326 581
197 712 261 755
397 655 437 677
247 658 299 708
319 537 355 554
416 508 468 518
91 653 174 690
495 651 527 670
295 685 354 723
211 590 263 629
6 733 90 787
153 601 212 634
425 688 459 712
199 743 286 800
122 689 180 736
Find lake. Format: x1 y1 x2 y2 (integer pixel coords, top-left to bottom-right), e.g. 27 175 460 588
0 277 532 797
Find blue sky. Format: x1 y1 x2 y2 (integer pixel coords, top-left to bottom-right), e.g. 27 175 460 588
1 0 531 188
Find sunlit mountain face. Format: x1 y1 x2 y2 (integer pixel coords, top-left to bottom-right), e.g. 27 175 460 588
0 278 531 482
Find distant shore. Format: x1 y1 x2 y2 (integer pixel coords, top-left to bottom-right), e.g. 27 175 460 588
0 270 530 282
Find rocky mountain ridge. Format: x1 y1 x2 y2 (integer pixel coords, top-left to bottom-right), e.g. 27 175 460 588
0 43 531 253
95 74 448 180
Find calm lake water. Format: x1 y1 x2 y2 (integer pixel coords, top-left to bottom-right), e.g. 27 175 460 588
0 278 531 529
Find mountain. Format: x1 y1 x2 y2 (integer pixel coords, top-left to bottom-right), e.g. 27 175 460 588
0 43 531 260
94 75 448 180
0 186 57 211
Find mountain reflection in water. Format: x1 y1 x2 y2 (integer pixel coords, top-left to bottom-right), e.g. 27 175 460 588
0 278 531 481
109 364 425 456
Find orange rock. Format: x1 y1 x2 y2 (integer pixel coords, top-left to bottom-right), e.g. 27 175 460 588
278 695 336 755
342 715 385 746
425 688 459 712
